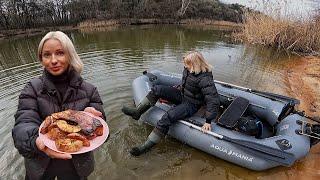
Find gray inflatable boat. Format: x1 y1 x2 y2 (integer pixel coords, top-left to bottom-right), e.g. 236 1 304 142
130 70 311 171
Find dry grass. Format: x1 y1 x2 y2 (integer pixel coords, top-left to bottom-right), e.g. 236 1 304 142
234 11 320 56
78 20 120 28
180 19 241 27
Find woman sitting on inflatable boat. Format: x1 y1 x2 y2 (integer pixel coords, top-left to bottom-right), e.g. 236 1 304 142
122 51 220 156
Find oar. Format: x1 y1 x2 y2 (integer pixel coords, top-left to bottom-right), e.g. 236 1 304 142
179 120 296 166
214 80 300 105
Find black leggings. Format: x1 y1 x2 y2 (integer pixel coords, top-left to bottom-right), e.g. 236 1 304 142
152 85 199 134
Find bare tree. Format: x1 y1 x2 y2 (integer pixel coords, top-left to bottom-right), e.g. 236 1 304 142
177 0 191 17
0 0 244 30
0 0 10 29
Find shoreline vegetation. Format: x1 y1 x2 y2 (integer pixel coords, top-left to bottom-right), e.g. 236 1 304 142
78 19 242 28
0 19 241 40
233 11 320 56
1 0 319 56
0 0 244 39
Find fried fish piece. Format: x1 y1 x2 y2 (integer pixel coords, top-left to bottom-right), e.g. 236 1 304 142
55 138 83 153
94 126 104 136
68 110 103 136
56 120 81 133
51 110 72 120
47 127 66 141
67 133 90 147
40 110 104 137
40 116 55 134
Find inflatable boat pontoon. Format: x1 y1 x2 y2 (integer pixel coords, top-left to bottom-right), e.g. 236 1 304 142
129 70 313 171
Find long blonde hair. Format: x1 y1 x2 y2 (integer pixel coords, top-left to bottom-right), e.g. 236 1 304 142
183 51 212 74
38 31 83 73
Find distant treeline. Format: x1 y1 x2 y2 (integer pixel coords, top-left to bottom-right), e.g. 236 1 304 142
0 0 245 30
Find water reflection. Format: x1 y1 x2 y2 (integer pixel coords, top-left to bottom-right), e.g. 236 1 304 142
0 25 318 179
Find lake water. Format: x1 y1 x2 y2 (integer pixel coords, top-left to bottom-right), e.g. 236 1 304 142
0 25 319 179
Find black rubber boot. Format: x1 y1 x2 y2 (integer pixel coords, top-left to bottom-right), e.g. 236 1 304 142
122 92 157 120
121 106 142 120
130 129 163 156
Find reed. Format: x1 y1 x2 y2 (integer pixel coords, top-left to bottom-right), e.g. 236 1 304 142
234 4 320 56
78 20 120 28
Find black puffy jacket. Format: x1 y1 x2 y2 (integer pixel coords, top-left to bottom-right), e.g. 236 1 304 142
181 68 220 123
12 69 106 180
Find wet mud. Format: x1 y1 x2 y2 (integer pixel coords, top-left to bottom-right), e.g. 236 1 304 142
283 56 320 180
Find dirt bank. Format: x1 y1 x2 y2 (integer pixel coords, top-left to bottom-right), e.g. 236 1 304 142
284 56 320 117
282 56 320 180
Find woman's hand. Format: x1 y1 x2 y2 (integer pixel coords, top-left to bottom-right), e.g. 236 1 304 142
36 137 72 159
84 107 102 117
201 123 211 132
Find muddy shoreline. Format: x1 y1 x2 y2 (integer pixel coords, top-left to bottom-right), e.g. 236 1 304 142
283 56 320 179
284 56 320 118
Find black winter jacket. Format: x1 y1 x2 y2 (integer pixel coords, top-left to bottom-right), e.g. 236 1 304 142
12 69 106 180
181 68 220 123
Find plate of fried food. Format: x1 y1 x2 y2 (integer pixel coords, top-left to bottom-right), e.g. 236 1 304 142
39 110 109 154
